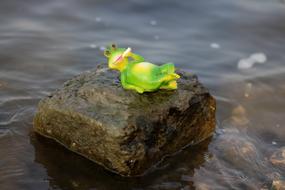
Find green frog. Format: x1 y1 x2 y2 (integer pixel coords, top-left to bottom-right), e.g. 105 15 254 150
104 44 180 93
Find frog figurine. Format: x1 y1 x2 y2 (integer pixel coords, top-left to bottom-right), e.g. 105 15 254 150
104 44 180 93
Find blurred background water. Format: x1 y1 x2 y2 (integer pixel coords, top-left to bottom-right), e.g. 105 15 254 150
0 0 285 189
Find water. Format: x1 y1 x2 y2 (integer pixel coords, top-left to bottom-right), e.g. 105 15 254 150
0 0 285 189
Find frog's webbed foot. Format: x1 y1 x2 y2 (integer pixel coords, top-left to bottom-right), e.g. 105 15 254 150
135 87 144 94
129 86 144 93
160 80 177 90
165 73 180 81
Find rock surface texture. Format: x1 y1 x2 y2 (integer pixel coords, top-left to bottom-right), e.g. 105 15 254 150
33 64 216 176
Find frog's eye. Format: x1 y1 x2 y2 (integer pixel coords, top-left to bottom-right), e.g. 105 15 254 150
104 50 111 57
111 44 117 49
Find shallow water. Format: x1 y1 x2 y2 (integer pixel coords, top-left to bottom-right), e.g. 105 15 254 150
0 0 285 189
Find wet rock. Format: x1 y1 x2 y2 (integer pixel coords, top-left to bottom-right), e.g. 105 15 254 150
231 105 249 126
217 136 259 167
33 64 216 176
270 147 285 170
272 180 285 190
195 183 211 190
214 134 269 179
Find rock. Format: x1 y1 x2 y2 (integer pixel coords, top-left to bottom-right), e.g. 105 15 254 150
195 183 211 190
217 136 259 168
33 64 216 176
214 134 269 179
272 180 285 190
231 105 249 126
270 147 285 170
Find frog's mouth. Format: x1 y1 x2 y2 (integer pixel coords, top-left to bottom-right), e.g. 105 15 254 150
113 55 123 65
112 48 131 65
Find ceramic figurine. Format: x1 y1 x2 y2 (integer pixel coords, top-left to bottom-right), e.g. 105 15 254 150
104 44 180 93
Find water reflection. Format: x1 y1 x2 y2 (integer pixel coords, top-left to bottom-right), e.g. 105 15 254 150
31 133 211 190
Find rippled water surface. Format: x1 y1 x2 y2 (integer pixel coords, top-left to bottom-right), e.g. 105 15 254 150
1 0 285 189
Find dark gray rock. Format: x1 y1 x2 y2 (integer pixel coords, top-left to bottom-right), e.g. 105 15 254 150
33 64 216 176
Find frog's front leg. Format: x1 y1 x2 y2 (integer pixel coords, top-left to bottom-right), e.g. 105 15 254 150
120 73 144 93
124 50 144 63
129 53 144 62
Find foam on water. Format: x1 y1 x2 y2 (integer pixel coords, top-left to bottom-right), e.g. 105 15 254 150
237 53 267 70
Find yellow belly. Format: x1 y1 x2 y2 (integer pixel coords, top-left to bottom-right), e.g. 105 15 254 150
131 62 155 75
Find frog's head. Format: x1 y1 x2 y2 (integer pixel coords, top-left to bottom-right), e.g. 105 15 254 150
104 44 129 71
